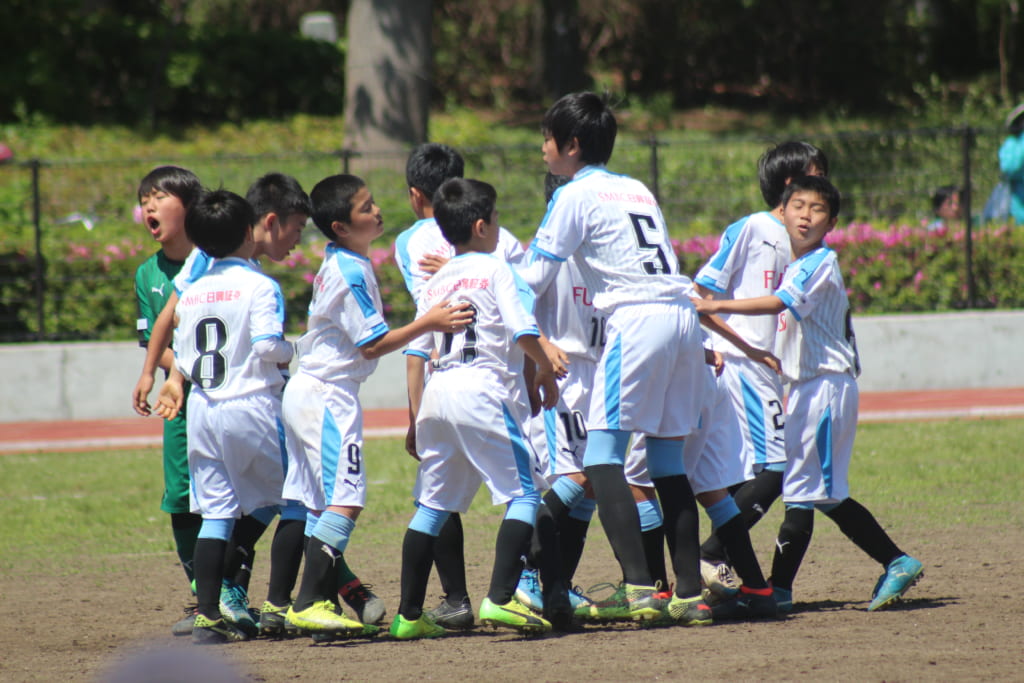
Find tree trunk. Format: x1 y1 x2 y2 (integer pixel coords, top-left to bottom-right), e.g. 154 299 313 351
343 0 432 158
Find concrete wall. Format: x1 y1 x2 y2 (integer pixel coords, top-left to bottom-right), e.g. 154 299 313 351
2 310 1021 422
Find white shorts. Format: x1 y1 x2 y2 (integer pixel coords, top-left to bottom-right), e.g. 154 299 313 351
624 434 652 488
626 367 745 495
187 391 285 518
281 372 367 511
530 358 595 482
589 302 705 437
720 354 786 479
782 372 858 505
415 368 545 513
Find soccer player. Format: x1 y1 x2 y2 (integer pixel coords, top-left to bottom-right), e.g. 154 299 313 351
694 141 829 601
692 174 924 614
391 177 560 640
280 174 472 640
153 189 295 644
133 165 204 636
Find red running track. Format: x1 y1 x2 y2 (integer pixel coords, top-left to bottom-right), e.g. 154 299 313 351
2 389 1024 454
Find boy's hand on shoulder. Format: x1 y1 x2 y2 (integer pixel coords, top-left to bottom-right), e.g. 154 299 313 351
690 296 717 315
418 253 449 277
424 299 474 333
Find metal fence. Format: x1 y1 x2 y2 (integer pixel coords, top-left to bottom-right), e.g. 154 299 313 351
0 125 1008 342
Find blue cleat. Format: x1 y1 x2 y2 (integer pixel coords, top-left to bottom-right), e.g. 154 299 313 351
868 555 923 611
514 568 544 612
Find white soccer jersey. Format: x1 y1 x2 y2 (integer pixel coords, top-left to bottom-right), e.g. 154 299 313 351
173 257 292 400
173 247 212 296
294 243 389 385
774 246 861 383
407 252 539 395
394 217 525 304
529 165 691 313
528 252 604 362
695 211 790 355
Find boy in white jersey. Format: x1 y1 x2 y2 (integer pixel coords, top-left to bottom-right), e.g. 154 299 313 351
692 175 923 614
154 189 295 644
278 174 472 641
694 141 829 600
520 91 714 624
391 178 560 640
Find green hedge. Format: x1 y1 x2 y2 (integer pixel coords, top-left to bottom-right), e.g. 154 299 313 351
2 221 1020 341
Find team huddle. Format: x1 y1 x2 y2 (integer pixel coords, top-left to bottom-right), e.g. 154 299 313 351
131 92 923 645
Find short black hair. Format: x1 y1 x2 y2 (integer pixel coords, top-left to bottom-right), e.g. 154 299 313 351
758 141 830 208
433 178 497 246
931 184 959 213
185 189 256 258
309 174 367 240
782 175 841 219
137 166 203 208
246 172 311 221
406 143 464 199
542 92 617 166
544 172 571 203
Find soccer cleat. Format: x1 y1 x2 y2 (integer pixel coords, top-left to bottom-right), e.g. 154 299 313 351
667 594 713 626
172 605 197 636
710 586 779 620
514 568 544 612
219 580 258 637
480 596 552 634
427 595 474 629
389 613 447 640
542 585 577 632
258 600 297 637
700 559 742 603
339 579 387 624
586 582 667 622
569 587 594 617
773 586 794 614
286 600 366 637
192 613 250 644
868 554 924 611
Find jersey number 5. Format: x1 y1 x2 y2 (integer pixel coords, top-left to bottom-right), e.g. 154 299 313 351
629 213 671 275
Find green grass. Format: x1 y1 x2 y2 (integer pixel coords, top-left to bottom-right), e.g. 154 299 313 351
1 418 1020 577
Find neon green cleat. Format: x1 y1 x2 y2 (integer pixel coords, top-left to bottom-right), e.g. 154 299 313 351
286 600 365 637
668 594 713 626
258 600 296 637
192 613 249 644
479 596 552 635
389 613 447 640
586 582 666 622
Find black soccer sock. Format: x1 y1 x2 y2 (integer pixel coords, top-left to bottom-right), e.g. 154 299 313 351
433 512 469 602
170 512 202 584
399 528 437 621
542 487 572 522
769 507 815 591
560 516 590 582
193 537 228 621
652 474 701 597
487 518 534 605
533 503 568 603
641 525 669 589
715 514 768 589
223 515 268 590
265 518 305 607
293 536 342 612
702 470 783 562
585 464 652 585
823 498 904 567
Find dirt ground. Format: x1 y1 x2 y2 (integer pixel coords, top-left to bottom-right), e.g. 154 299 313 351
2 509 1022 683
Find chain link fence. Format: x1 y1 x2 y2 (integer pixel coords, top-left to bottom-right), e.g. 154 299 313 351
0 125 1008 342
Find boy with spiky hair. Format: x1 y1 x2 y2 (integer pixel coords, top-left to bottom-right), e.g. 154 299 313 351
693 175 923 614
392 177 560 640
